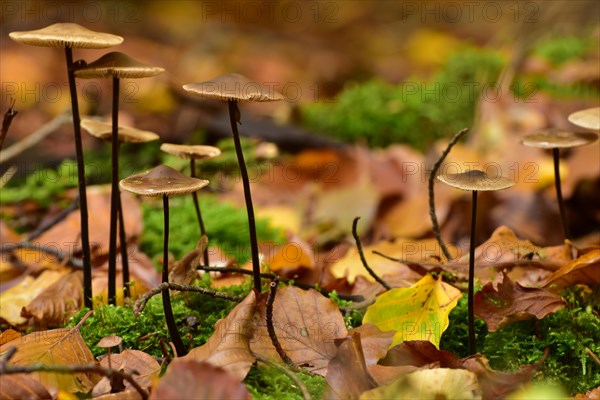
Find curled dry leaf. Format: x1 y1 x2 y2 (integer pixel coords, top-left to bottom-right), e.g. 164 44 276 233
92 349 160 397
250 285 348 376
543 249 600 291
149 359 250 400
182 290 256 381
0 373 52 400
474 271 565 332
380 340 462 369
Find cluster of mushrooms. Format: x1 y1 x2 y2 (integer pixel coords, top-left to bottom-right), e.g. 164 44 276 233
9 22 600 357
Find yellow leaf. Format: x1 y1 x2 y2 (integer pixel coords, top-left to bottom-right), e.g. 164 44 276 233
362 275 461 348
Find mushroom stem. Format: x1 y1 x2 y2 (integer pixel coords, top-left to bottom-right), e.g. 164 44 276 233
552 148 570 241
162 195 187 356
108 76 120 305
190 158 209 267
228 99 261 292
468 190 478 356
65 46 92 309
118 194 130 298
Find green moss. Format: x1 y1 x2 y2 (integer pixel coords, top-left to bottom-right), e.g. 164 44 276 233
140 194 284 265
329 291 364 330
534 35 592 66
244 365 326 400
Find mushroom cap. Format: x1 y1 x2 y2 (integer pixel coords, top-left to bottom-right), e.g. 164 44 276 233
9 23 123 49
75 52 164 79
437 169 515 191
568 107 600 131
81 119 159 143
160 143 221 160
120 165 209 197
519 128 597 149
182 73 284 102
97 335 123 348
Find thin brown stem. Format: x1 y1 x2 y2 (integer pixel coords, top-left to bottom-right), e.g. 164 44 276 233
266 279 293 365
190 158 209 266
468 190 478 356
352 217 391 290
108 76 120 305
118 194 130 298
0 98 18 153
552 148 570 242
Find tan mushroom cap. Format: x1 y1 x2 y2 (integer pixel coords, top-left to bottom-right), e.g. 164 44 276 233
81 119 159 143
568 107 600 131
160 143 221 160
97 335 122 348
75 52 164 79
120 165 209 197
437 169 515 191
182 73 284 102
9 23 123 49
519 129 597 149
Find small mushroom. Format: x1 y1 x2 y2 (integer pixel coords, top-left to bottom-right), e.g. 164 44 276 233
76 53 164 305
82 119 159 299
568 107 600 133
437 169 514 355
9 23 124 309
120 165 209 357
160 143 222 267
97 335 123 370
182 74 284 292
519 129 597 242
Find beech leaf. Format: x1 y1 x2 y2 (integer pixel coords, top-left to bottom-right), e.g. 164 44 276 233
92 350 160 397
0 374 52 399
542 249 600 291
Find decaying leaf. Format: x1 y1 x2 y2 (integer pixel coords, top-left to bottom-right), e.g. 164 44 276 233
0 327 97 394
380 340 462 369
362 274 461 348
149 359 250 400
0 328 22 345
92 350 160 397
474 271 564 332
250 285 348 376
350 323 395 366
183 290 256 381
543 249 600 291
0 373 53 399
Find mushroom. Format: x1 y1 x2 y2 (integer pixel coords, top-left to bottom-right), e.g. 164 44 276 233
76 53 164 305
568 107 600 133
97 335 123 392
9 23 123 309
182 74 284 292
81 118 159 299
437 169 514 355
519 129 597 242
160 143 222 267
120 165 208 356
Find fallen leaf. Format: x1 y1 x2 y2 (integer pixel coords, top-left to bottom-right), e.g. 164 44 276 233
250 285 348 376
0 373 53 399
266 235 315 272
362 274 462 348
380 340 462 369
542 249 600 291
183 290 256 381
92 350 160 397
350 323 395 366
149 359 250 400
0 328 22 345
474 271 564 332
575 386 600 399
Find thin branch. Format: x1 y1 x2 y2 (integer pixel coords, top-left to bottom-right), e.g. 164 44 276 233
586 347 600 367
429 128 469 261
255 353 311 400
266 278 294 365
25 195 79 241
0 241 83 268
0 98 18 153
133 282 244 316
352 217 391 290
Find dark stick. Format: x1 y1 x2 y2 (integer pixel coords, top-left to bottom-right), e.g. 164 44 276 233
25 195 79 241
429 128 469 262
108 76 120 305
0 98 18 153
352 217 391 290
266 279 293 365
162 195 187 357
1 241 83 268
228 100 261 292
552 148 570 241
118 194 130 298
65 46 92 309
190 158 210 267
468 190 478 355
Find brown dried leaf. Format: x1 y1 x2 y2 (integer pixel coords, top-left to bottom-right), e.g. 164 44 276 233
182 290 256 381
350 323 395 366
380 340 462 369
0 373 52 399
0 328 22 346
575 386 600 399
22 270 83 325
474 272 565 332
267 235 315 272
149 359 250 400
543 249 600 291
92 350 160 397
250 286 348 376
0 327 97 394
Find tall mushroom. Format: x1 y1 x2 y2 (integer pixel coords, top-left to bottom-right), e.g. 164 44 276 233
568 107 600 133
9 23 124 309
81 119 159 298
182 74 284 292
160 143 221 267
120 165 208 357
519 129 597 242
76 52 164 305
437 169 514 355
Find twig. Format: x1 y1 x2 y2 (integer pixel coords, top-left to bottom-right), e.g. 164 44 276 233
586 347 600 367
25 195 79 241
255 353 311 400
0 347 148 400
133 282 244 316
352 217 391 290
266 279 294 365
0 241 83 268
428 128 469 261
0 98 18 153
0 165 17 188
0 111 69 164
